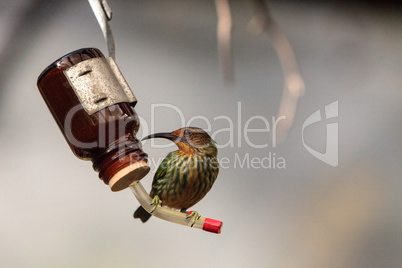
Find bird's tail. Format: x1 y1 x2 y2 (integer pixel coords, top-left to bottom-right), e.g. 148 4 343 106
133 206 152 223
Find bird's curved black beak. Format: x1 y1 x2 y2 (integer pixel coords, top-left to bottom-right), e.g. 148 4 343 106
141 132 188 145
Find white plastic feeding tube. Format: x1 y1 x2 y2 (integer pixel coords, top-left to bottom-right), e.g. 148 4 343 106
129 181 222 234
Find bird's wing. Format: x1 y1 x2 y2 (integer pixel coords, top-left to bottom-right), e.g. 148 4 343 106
153 157 168 182
150 152 176 193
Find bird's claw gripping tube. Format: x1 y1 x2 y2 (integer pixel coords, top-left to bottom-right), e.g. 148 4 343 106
129 181 223 234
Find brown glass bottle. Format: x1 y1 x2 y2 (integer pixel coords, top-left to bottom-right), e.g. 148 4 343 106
37 48 150 191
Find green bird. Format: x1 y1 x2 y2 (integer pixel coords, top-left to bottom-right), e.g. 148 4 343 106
134 127 219 225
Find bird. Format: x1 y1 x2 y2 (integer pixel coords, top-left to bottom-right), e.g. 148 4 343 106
134 127 219 225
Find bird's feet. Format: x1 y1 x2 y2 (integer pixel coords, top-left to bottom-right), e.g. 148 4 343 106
186 211 201 227
150 195 162 214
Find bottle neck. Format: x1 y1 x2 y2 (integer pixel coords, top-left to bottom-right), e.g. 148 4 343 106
92 134 148 186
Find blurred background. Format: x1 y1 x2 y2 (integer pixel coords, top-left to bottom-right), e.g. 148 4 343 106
0 0 401 267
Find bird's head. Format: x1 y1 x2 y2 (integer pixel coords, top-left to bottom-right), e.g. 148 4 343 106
141 127 217 155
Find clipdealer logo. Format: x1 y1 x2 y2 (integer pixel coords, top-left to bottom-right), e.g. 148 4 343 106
302 101 338 167
63 101 339 169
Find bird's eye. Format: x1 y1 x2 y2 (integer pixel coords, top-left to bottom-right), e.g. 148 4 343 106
184 129 191 135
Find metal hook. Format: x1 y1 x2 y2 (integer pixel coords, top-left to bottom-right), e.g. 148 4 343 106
88 0 115 59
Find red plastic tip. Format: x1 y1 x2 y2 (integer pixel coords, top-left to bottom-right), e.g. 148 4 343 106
203 218 223 234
